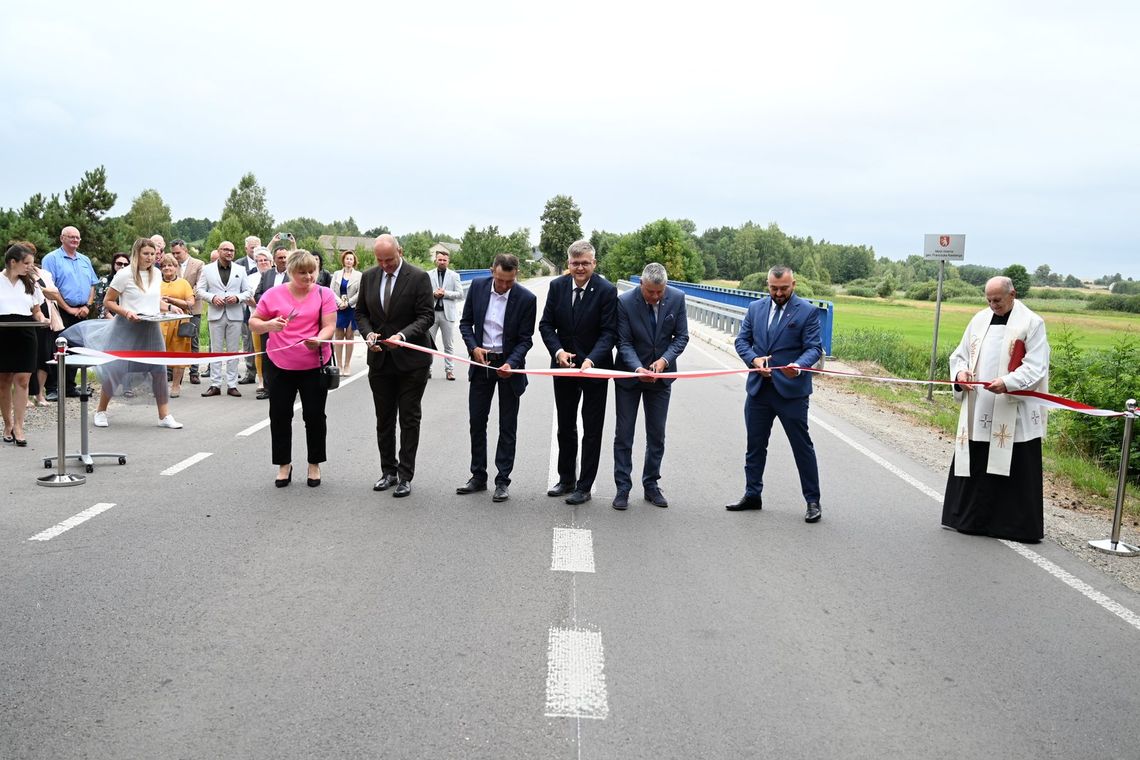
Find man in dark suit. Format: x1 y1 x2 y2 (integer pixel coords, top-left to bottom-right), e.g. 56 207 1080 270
612 263 689 510
255 244 292 304
539 239 618 505
455 254 537 503
355 234 436 498
728 266 824 522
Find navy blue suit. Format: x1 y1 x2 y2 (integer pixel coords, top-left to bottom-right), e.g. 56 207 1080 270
459 278 537 487
613 285 689 496
539 273 618 491
734 294 823 503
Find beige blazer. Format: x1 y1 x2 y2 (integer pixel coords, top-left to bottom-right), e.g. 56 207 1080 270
330 268 363 309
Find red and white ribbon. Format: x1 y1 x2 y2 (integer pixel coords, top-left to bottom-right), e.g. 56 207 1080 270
67 338 1130 418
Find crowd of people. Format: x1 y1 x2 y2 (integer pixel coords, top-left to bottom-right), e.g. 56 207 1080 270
3 228 1051 542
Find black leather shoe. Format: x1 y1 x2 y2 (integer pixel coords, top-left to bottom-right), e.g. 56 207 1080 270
805 502 822 523
492 485 510 502
373 473 398 491
456 478 487 495
644 488 669 508
238 375 256 385
565 490 591 505
726 495 763 511
612 493 629 510
307 469 321 487
547 482 574 497
392 480 412 498
275 466 293 488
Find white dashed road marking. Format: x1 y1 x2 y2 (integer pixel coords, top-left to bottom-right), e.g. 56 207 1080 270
552 528 595 573
28 503 117 541
544 627 610 719
161 452 213 476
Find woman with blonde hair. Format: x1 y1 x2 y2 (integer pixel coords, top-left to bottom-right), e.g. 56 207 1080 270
89 238 184 429
250 249 336 487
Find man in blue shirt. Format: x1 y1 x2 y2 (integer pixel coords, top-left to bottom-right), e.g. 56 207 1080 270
42 225 98 399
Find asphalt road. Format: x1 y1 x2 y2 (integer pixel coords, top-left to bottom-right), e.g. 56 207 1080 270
3 277 1139 759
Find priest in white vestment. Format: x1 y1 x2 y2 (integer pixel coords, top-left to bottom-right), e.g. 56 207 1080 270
942 276 1050 542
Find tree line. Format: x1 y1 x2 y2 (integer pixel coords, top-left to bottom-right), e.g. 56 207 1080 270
2 171 1127 295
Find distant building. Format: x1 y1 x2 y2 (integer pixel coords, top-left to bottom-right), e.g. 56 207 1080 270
317 235 376 258
428 242 461 257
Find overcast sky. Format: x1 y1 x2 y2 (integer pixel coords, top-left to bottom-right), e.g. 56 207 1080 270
2 1 1137 279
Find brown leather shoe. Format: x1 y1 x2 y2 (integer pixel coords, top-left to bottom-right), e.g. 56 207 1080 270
201 386 221 397
446 370 455 381
227 388 242 397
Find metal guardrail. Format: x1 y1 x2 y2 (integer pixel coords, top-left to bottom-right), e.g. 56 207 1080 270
618 280 748 337
630 276 834 355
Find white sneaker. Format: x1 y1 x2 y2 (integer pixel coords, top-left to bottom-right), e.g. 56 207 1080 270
158 415 183 429
93 411 109 428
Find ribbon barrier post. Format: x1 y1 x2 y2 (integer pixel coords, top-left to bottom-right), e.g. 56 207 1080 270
1089 399 1140 557
37 337 85 488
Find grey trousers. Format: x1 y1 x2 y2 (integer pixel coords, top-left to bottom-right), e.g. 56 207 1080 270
208 317 243 388
427 311 456 371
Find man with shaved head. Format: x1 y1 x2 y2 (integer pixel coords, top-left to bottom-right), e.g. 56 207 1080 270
355 234 436 498
41 225 99 399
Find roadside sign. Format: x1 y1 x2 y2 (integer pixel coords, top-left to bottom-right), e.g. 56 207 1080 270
924 234 965 261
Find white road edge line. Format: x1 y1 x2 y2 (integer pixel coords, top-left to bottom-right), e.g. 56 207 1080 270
28 503 117 542
698 324 1140 634
161 452 213 477
811 413 1140 634
552 528 596 573
544 627 610 720
236 369 369 437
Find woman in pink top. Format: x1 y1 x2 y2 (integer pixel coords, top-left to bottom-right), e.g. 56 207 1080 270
250 250 337 488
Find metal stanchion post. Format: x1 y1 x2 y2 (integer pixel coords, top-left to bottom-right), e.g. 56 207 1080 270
1089 399 1139 556
37 337 85 488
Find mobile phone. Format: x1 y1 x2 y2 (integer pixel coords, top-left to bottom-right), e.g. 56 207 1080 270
280 232 292 240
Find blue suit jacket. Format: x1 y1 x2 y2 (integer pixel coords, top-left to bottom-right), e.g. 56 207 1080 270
539 274 617 369
735 294 823 398
459 277 537 397
615 285 689 388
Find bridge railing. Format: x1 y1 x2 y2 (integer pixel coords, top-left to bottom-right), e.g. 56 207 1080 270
628 277 833 356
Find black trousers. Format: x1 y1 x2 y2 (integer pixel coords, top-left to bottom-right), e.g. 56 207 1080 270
552 375 609 491
468 363 521 487
263 357 328 466
369 365 429 482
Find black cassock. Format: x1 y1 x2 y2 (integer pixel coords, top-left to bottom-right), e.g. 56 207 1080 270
942 438 1044 543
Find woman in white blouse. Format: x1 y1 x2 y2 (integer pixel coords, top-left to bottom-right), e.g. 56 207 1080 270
1 243 49 446
93 238 184 429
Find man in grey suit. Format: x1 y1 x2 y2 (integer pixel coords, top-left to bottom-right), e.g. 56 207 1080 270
426 246 464 380
195 241 253 397
612 263 689 510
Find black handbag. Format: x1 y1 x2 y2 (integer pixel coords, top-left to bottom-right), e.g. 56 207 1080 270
319 294 340 390
176 320 196 338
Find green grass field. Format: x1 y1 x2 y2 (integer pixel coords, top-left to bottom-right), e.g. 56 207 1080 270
830 295 1140 353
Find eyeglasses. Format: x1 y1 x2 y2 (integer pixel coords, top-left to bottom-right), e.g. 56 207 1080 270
113 261 129 268
568 260 594 268
220 247 235 252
